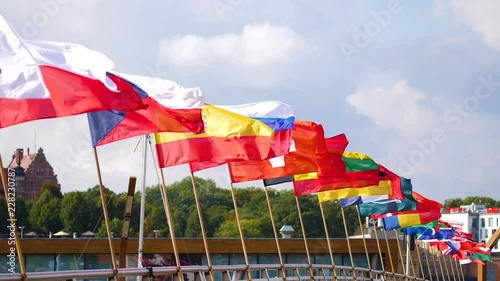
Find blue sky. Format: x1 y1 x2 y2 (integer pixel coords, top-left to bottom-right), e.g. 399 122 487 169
1 0 499 203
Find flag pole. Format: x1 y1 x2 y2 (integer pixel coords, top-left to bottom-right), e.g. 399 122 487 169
340 208 357 280
448 255 456 280
459 261 465 281
225 164 252 281
382 228 396 278
419 241 433 281
436 249 447 281
405 234 417 278
294 196 315 278
0 154 27 278
393 230 407 278
92 148 118 275
158 167 184 281
318 201 339 281
137 134 148 278
441 251 451 281
354 206 373 280
434 245 446 281
416 240 431 281
370 220 386 280
263 184 287 280
188 169 215 281
429 243 440 281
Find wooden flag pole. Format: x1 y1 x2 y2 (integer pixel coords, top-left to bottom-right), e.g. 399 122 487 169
420 241 433 281
415 242 425 278
119 176 136 281
158 168 185 281
188 171 215 281
393 230 407 279
340 208 357 281
460 261 465 281
263 185 287 280
405 235 417 279
441 252 451 281
354 206 374 280
370 222 386 280
449 255 456 280
383 229 396 278
0 154 26 278
431 244 445 281
294 196 315 278
436 250 447 281
225 164 252 281
92 148 118 274
318 201 339 281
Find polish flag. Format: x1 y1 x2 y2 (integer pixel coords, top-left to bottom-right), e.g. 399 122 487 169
0 14 145 128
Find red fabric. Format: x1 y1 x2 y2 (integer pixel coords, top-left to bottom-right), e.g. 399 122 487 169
0 65 145 128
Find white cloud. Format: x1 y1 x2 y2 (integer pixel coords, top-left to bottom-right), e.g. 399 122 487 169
158 22 309 70
346 79 500 187
346 81 439 137
435 0 500 51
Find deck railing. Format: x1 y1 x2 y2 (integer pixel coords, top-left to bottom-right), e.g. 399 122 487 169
0 263 430 281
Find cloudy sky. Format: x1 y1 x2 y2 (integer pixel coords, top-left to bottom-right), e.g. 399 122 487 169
1 0 499 203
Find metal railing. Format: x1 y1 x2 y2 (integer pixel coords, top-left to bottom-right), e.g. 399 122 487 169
0 263 429 281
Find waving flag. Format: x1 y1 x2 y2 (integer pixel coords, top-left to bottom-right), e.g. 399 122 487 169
0 15 145 128
351 176 416 215
374 192 442 230
155 101 294 168
195 121 336 183
308 152 393 200
88 72 205 146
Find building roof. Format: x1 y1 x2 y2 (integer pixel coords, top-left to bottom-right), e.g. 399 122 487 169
8 148 39 170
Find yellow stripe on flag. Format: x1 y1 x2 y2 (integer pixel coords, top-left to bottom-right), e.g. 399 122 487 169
342 152 372 160
154 104 275 143
202 104 274 138
397 214 422 228
294 172 318 181
318 180 392 203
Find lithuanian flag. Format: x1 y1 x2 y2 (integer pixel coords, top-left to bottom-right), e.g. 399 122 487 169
295 152 391 198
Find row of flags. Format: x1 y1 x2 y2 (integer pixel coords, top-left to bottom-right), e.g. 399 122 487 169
0 14 492 267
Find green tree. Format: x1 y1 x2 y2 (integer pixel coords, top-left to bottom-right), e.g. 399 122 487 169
461 196 496 207
214 218 266 238
443 198 463 209
29 187 62 233
96 217 123 238
60 191 91 234
14 196 31 230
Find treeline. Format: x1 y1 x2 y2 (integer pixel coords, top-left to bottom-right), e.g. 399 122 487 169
0 177 361 238
443 197 500 209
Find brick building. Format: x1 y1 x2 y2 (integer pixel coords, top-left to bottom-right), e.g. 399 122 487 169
0 147 60 200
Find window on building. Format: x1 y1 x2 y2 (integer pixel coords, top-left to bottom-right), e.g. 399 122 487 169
28 181 35 188
472 218 477 228
36 170 44 177
492 229 495 237
481 218 485 227
489 218 493 227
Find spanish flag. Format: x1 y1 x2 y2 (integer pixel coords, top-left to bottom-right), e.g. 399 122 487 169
154 101 294 168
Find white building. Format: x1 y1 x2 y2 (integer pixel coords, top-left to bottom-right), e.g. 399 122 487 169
440 203 500 253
